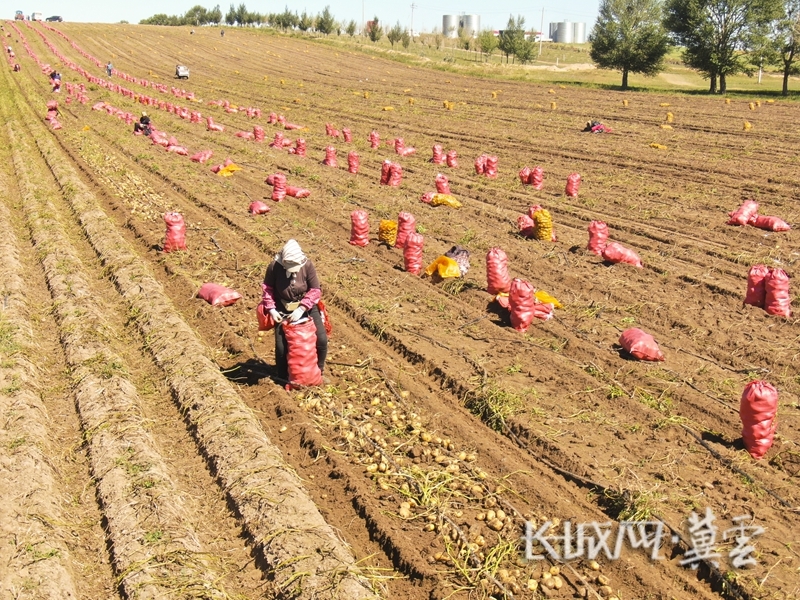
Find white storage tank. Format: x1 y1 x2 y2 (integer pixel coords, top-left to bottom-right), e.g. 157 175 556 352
461 14 480 38
443 15 459 38
549 22 559 41
556 21 573 43
573 22 586 44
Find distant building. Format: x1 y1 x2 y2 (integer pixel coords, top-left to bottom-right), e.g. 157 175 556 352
442 14 481 38
549 21 587 43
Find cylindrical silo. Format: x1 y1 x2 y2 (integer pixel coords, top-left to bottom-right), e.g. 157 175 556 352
556 21 573 44
573 22 586 44
549 22 558 41
461 14 480 38
443 15 459 38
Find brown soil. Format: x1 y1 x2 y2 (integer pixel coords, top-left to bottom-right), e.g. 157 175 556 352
1 18 797 600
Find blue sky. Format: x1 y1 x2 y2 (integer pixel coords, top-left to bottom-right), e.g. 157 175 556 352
18 1 599 34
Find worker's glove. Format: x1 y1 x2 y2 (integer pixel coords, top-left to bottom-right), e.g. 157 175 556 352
288 307 306 323
268 308 284 323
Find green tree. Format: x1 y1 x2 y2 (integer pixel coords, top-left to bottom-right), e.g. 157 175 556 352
184 5 208 25
589 0 670 90
316 5 335 35
498 15 525 63
665 0 783 93
457 27 472 51
515 37 536 63
208 5 222 23
477 29 498 60
367 16 383 42
346 19 357 36
764 0 800 94
298 10 313 31
387 21 403 47
401 28 411 48
225 4 236 25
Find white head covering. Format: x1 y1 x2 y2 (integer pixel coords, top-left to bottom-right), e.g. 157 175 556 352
276 239 307 274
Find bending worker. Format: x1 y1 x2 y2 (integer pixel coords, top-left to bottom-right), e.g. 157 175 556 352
260 239 327 380
133 111 151 135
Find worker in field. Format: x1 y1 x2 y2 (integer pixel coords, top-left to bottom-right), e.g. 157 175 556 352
133 111 152 135
13 63 21 72
106 61 112 77
220 29 225 37
260 239 328 381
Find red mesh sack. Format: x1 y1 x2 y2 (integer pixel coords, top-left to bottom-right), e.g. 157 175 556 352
602 242 642 268
163 212 187 253
271 173 287 201
342 127 352 143
249 201 270 215
350 210 369 246
256 303 277 331
253 125 265 142
431 144 445 164
509 278 537 332
166 145 189 155
587 221 609 256
283 318 323 389
403 232 424 275
420 191 435 204
619 328 665 361
486 247 511 295
197 283 242 307
565 173 581 197
740 381 778 459
268 112 278 124
46 100 58 111
435 173 451 194
235 131 254 139
348 151 360 174
474 154 487 174
380 160 392 185
764 268 792 317
323 146 337 167
289 138 306 157
519 167 531 185
189 149 213 163
484 156 498 178
270 131 285 148
446 150 458 168
517 215 535 238
750 215 791 232
369 130 380 149
388 163 403 187
529 166 544 190
744 264 769 307
395 212 416 249
286 186 310 199
206 117 224 132
394 138 405 154
728 200 759 226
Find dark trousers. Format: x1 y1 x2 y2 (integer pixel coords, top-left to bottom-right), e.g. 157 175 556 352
274 305 328 380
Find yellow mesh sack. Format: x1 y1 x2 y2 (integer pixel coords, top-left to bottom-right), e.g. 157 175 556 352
534 290 562 309
217 163 242 177
424 256 461 279
378 220 398 246
430 194 462 208
532 209 553 241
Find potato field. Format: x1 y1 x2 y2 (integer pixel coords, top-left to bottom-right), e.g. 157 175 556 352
0 19 797 600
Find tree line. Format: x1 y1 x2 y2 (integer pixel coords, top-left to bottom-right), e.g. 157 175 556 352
590 0 800 94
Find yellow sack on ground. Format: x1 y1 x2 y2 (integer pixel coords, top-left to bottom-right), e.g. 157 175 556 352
534 290 562 309
378 220 398 246
424 256 461 279
217 163 242 177
532 208 553 241
430 194 462 208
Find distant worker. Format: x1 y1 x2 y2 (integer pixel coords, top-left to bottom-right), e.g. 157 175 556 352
13 63 21 72
582 120 611 134
220 29 225 37
190 29 195 34
50 70 62 92
106 61 112 77
133 111 152 136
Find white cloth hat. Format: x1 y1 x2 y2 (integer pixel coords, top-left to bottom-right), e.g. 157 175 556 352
276 239 307 273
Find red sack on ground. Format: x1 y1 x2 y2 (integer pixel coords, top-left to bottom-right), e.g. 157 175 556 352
235 131 254 139
323 146 337 167
435 173 451 194
369 130 380 149
350 210 369 246
289 138 306 157
519 166 531 185
163 212 187 252
286 186 310 198
565 173 581 197
744 264 769 307
380 160 392 185
529 166 544 190
446 150 458 168
270 132 286 148
474 154 487 174
395 212 416 249
403 232 424 275
750 215 791 232
399 146 416 157
517 215 535 238
268 112 278 124
484 155 498 178
486 247 511 295
342 127 352 142
388 163 403 186
420 191 435 204
190 149 213 163
509 278 537 332
249 201 270 215
197 283 242 307
256 303 277 331
348 151 360 174
283 318 323 388
587 221 609 255
740 381 778 459
264 174 275 186
764 268 792 317
431 144 445 164
206 116 224 132
728 200 759 226
46 100 58 111
602 242 642 268
393 138 405 154
253 125 265 142
271 172 287 201
166 145 188 155
619 328 664 361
